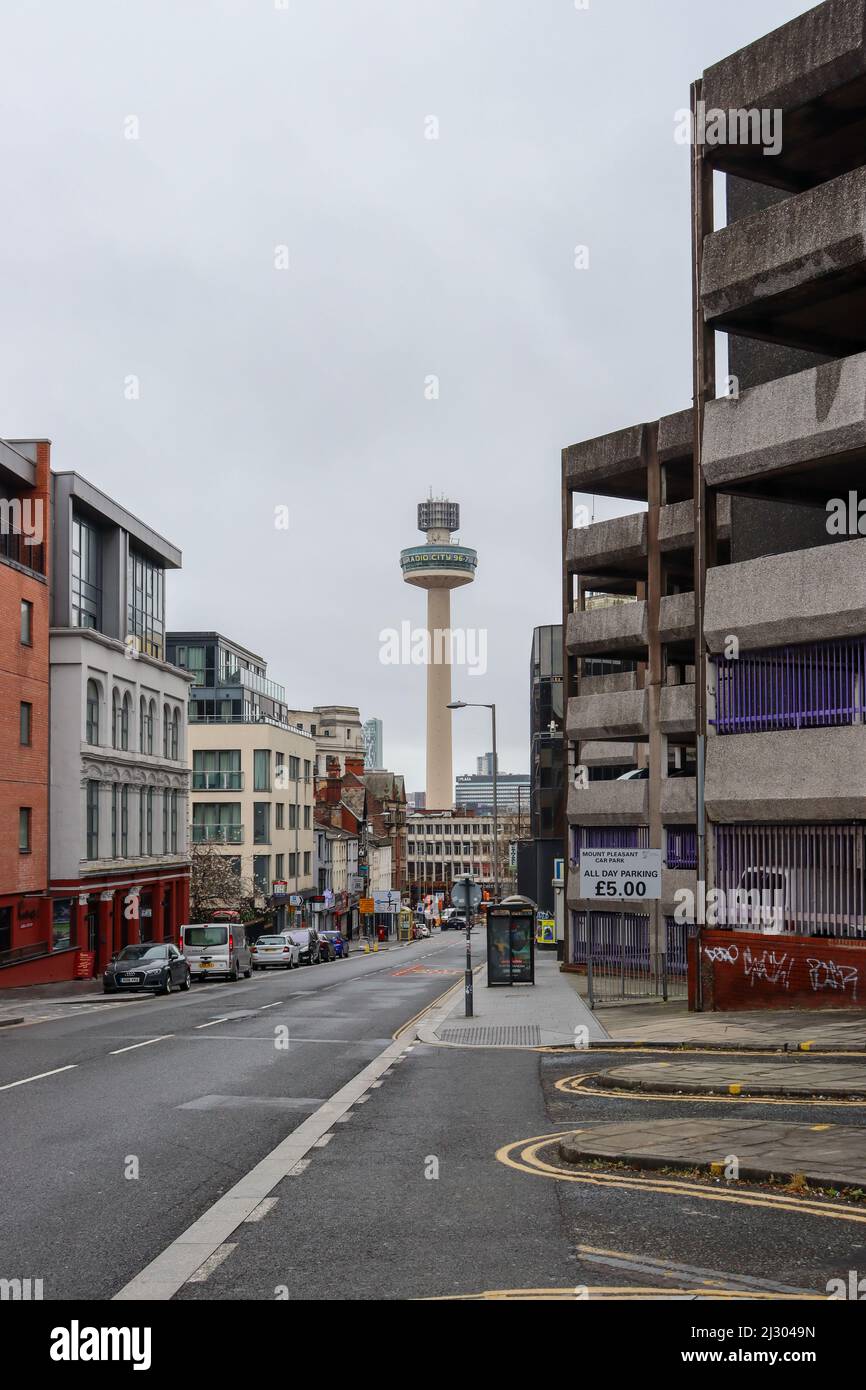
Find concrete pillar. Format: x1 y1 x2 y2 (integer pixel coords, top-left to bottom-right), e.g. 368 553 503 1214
426 586 453 810
151 883 164 943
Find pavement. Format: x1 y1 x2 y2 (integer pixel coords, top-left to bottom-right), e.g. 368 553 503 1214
585 995 866 1051
417 948 609 1048
588 1057 866 1099
558 1118 866 1191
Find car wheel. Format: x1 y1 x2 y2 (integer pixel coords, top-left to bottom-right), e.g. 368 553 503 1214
229 963 239 982
180 971 191 992
160 974 173 996
244 964 253 978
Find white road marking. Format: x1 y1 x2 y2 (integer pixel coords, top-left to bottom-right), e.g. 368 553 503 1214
195 1017 231 1029
287 1159 311 1176
109 1036 173 1056
186 1243 237 1283
244 1198 279 1223
313 1134 333 1148
114 966 467 1302
259 1002 281 1011
0 1064 78 1092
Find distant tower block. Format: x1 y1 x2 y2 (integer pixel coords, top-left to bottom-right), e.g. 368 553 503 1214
400 498 478 810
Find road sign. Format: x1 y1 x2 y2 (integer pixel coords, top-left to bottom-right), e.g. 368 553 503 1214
451 879 483 911
360 897 375 915
579 849 662 902
373 890 401 914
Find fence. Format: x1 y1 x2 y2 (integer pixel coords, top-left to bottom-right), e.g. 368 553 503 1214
715 822 866 938
712 638 866 735
570 910 695 1005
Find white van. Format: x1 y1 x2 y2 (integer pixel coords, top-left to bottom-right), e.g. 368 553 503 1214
179 923 252 981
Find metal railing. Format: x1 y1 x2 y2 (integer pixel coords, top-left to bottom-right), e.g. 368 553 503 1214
712 638 866 735
570 910 695 1005
666 827 697 870
570 826 649 863
191 824 244 845
191 770 244 791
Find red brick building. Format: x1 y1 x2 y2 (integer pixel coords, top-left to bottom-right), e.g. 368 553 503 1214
0 439 51 971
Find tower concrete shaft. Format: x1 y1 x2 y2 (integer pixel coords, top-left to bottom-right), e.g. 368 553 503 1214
400 498 478 811
425 586 455 811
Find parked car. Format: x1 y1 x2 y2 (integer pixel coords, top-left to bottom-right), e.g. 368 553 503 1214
179 923 253 981
442 916 468 932
412 921 430 940
290 926 322 965
104 942 191 995
319 930 347 959
251 934 300 970
616 767 649 781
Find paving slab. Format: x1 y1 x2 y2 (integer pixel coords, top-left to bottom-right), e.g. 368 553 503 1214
593 1058 866 1100
419 952 609 1048
559 1118 866 1192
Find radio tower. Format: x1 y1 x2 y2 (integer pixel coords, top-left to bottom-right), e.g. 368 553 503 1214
400 498 478 809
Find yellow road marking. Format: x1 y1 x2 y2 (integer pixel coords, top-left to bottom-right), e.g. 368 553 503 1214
556 1072 866 1108
495 1133 866 1225
423 1286 821 1301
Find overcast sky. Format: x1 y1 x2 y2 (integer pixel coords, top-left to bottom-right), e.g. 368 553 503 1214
1 0 814 791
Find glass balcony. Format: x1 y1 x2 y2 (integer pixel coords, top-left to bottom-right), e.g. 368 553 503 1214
192 824 244 845
192 771 244 791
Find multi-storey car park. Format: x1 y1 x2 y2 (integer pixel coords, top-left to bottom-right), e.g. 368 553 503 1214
563 0 866 1010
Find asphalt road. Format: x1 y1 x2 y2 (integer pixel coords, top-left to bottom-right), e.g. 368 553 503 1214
176 1046 866 1303
5 942 866 1303
0 933 467 1300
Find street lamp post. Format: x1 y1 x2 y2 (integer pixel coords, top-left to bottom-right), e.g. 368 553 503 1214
448 701 499 904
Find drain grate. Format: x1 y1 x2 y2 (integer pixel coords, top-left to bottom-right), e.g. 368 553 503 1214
439 1024 541 1047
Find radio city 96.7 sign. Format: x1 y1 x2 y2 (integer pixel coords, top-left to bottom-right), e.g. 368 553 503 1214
579 849 662 902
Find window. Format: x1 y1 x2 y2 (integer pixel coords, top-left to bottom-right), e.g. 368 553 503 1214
20 702 32 746
275 854 285 880
52 900 73 952
171 708 179 760
86 782 99 859
288 852 297 878
288 803 298 830
121 693 131 750
86 680 100 744
304 759 311 781
192 750 241 790
304 805 310 829
170 791 178 853
192 804 242 844
20 599 33 646
147 700 156 755
18 807 32 853
254 749 271 791
146 788 153 854
139 788 146 855
303 851 311 875
72 515 102 630
275 803 284 830
253 855 270 895
121 786 129 856
111 784 118 856
254 803 271 845
127 548 165 659
162 791 168 852
163 705 171 758
289 755 300 780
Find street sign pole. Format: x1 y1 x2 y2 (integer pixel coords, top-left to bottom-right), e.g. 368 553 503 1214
464 875 473 1018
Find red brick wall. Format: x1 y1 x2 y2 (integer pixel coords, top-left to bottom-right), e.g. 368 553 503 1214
690 929 866 1012
0 441 50 946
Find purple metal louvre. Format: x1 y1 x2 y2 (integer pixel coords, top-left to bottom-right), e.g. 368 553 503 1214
571 825 650 861
715 823 866 938
666 827 697 870
570 910 650 969
712 638 866 735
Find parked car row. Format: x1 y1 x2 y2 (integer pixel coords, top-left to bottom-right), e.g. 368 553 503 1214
103 921 350 994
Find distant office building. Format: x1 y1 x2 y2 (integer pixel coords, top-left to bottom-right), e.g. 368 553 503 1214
455 771 530 819
363 717 383 770
476 752 496 776
408 791 426 811
517 624 565 914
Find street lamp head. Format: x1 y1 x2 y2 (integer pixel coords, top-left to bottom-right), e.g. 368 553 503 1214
447 701 467 711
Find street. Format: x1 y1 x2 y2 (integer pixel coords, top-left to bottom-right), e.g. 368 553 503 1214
3 931 865 1303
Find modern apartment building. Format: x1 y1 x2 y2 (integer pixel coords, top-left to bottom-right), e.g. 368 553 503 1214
0 439 51 982
362 717 384 770
167 632 316 921
563 0 866 1008
49 474 192 978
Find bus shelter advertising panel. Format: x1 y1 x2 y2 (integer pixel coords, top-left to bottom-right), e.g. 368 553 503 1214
486 907 535 986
